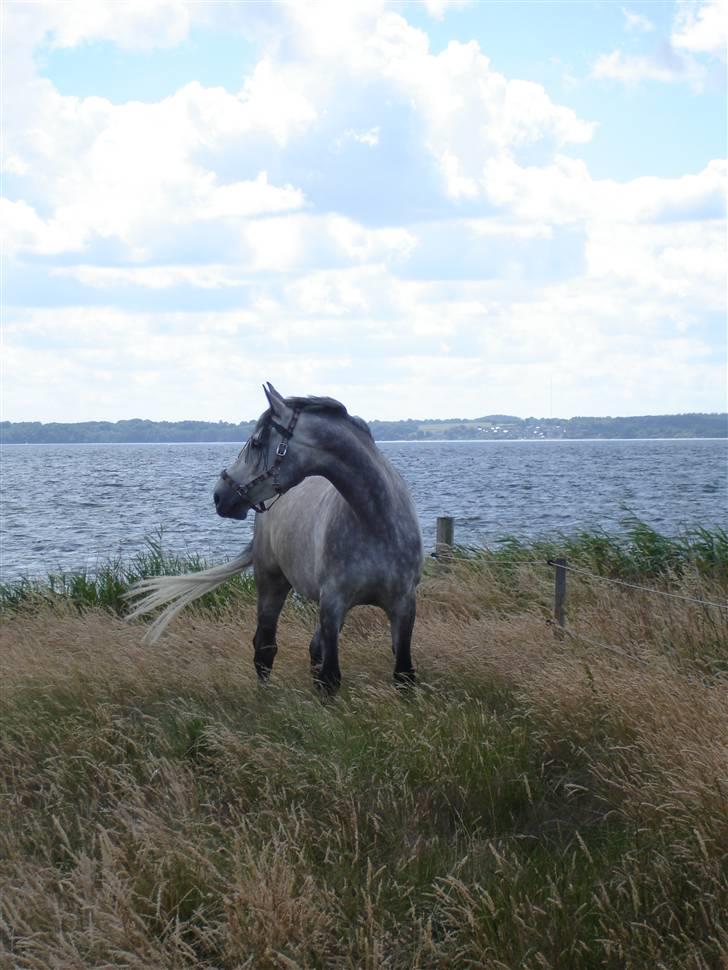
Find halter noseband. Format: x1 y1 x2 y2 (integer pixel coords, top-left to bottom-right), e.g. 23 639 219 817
219 406 302 514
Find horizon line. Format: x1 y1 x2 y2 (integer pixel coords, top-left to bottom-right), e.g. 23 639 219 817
3 410 727 426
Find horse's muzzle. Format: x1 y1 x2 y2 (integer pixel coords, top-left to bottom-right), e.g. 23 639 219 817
213 482 250 520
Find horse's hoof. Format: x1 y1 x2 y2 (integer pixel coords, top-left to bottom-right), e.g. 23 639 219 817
254 645 277 681
394 668 416 690
312 666 341 697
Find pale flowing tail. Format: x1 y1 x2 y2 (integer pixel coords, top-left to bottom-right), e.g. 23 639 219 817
125 543 254 644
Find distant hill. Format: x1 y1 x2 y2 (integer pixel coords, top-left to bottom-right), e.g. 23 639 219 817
1 413 726 444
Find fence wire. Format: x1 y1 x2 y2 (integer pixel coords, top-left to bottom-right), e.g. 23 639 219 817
561 627 652 667
548 560 728 611
431 555 546 565
432 527 726 668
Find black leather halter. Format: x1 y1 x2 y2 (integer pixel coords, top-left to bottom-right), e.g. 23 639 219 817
219 406 302 513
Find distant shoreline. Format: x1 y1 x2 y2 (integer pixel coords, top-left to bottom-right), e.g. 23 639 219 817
2 437 727 446
2 412 726 444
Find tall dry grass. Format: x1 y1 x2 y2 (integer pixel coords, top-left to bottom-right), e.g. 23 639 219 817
1 558 726 969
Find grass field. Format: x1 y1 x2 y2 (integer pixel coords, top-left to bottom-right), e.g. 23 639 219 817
1 527 726 968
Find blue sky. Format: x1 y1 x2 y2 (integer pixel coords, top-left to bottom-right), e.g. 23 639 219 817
2 0 726 422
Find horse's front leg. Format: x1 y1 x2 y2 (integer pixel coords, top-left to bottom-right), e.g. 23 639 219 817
313 594 344 693
252 570 291 681
308 626 322 672
389 595 417 687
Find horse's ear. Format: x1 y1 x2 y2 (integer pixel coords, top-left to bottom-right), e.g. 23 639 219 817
263 382 286 414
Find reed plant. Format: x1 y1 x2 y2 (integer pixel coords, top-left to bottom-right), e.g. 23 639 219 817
481 516 728 580
2 521 726 617
1 526 726 968
0 532 257 616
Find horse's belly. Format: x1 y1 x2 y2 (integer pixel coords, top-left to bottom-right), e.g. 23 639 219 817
255 477 335 600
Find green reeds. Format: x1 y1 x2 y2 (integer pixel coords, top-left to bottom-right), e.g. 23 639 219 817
2 520 726 615
0 532 256 615
471 517 728 581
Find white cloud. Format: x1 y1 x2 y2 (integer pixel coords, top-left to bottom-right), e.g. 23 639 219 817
0 199 64 255
367 17 595 145
9 0 194 51
2 1 725 422
235 59 319 145
592 49 704 87
585 220 727 307
421 0 473 20
202 172 306 220
52 265 251 290
280 0 388 59
239 214 360 274
594 0 725 90
3 3 596 258
2 0 200 95
672 0 728 55
3 79 314 257
5 221 723 419
41 0 194 51
481 156 726 227
327 217 417 264
285 269 376 318
466 220 553 239
622 8 656 32
348 127 381 147
363 17 595 200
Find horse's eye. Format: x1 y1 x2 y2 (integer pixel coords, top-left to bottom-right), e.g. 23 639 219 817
251 431 263 448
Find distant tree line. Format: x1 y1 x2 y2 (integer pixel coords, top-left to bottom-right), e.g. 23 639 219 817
0 419 258 445
1 412 725 444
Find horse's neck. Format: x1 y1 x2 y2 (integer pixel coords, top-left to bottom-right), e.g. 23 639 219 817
310 425 398 534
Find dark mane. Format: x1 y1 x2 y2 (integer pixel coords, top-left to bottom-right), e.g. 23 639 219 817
285 396 373 440
285 395 347 414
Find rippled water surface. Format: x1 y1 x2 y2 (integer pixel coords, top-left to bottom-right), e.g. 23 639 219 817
1 439 726 580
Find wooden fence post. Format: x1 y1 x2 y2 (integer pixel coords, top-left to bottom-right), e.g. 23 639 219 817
435 516 455 560
551 557 567 637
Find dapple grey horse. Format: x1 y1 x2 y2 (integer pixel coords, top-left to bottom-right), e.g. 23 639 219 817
128 384 423 691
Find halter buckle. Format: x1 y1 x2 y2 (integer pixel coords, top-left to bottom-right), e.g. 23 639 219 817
276 441 288 458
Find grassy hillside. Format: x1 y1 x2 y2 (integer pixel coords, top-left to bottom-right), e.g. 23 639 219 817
1 531 726 968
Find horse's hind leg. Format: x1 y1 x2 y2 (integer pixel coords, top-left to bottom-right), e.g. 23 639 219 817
389 595 416 686
252 569 291 681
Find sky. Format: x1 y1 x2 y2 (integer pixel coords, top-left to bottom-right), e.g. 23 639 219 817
2 0 726 423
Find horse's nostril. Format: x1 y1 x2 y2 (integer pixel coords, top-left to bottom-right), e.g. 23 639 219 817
213 491 220 505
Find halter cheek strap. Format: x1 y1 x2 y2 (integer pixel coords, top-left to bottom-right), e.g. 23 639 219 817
219 405 302 513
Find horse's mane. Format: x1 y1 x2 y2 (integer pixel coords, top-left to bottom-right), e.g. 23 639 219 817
284 395 373 440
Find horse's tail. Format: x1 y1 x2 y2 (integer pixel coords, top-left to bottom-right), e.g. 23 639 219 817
125 542 254 644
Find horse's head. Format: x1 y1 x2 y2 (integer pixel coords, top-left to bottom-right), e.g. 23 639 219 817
213 383 307 520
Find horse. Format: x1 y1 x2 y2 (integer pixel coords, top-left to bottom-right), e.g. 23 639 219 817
127 384 423 691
